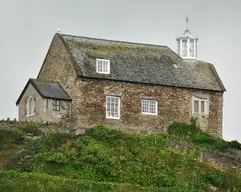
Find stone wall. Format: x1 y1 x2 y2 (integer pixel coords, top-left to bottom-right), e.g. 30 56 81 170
37 34 224 137
0 120 22 130
72 78 223 137
171 141 241 171
202 149 241 171
0 120 85 136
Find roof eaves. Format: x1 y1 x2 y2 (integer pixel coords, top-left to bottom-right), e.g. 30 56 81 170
55 82 72 101
208 64 226 92
78 76 224 92
15 78 45 106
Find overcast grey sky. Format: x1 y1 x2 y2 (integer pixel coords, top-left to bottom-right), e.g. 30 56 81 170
2 0 241 142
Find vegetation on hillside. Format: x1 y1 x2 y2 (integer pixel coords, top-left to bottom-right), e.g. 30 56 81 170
0 121 240 191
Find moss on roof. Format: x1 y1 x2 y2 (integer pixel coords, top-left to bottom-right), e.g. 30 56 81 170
58 33 225 92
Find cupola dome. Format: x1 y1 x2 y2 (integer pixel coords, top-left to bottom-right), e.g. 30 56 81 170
176 18 198 60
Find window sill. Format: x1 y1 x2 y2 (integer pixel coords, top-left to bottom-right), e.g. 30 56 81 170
142 112 158 116
192 113 209 117
26 114 35 117
97 72 110 75
106 116 120 120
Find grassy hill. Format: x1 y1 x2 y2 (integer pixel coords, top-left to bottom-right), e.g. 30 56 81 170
0 120 240 191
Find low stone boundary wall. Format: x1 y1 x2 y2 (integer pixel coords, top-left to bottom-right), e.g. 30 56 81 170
170 141 241 171
202 149 241 171
0 120 23 130
0 120 86 136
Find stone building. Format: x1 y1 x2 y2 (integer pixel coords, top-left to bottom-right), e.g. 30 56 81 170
16 26 226 137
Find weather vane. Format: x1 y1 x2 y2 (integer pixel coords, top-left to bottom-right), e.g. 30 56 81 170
186 17 189 30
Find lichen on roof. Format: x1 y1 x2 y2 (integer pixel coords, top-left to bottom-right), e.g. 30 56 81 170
58 33 225 92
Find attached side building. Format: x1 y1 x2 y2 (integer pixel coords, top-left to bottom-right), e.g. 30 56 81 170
16 79 72 123
16 29 226 137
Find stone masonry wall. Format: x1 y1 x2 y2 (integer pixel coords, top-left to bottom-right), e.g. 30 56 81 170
37 34 224 137
38 34 78 117
73 78 223 137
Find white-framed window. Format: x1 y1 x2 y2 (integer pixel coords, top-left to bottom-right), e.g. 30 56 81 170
26 96 35 116
53 100 60 111
106 96 120 119
96 59 110 74
142 99 158 115
192 96 209 115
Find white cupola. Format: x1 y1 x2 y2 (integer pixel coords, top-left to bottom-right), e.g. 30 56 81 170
176 18 198 60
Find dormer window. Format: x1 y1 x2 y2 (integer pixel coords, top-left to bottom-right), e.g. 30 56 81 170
96 59 110 74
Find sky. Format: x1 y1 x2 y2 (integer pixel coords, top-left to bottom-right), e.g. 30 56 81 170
1 0 241 142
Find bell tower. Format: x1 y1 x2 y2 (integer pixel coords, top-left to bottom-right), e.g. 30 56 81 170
176 17 198 60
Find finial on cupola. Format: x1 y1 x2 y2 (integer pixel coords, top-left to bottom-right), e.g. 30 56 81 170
176 17 198 60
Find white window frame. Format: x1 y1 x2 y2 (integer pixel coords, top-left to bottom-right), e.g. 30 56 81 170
26 96 35 117
142 99 158 115
53 100 61 111
106 96 120 119
192 96 209 115
96 59 110 74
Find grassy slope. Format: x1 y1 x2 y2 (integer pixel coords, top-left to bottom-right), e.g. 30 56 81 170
0 123 241 192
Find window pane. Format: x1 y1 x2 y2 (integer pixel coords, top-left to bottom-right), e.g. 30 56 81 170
201 101 205 113
142 100 157 115
106 96 120 118
97 59 110 73
194 100 199 113
182 40 187 57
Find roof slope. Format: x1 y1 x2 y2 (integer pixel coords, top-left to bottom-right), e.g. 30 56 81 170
16 79 71 105
58 33 225 92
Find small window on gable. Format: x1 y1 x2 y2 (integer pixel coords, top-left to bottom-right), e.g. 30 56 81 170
142 99 158 115
96 59 110 74
53 100 60 111
192 96 209 115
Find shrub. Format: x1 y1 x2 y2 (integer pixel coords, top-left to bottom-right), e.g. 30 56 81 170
12 129 24 142
35 132 72 153
19 123 41 135
228 140 241 150
167 119 200 140
0 129 24 150
167 120 231 152
190 133 229 152
86 124 126 144
12 149 36 164
0 129 12 142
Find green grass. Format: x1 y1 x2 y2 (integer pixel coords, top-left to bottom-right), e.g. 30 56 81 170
0 123 241 191
0 170 158 192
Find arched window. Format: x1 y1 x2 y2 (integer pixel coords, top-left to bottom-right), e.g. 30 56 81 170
26 96 35 116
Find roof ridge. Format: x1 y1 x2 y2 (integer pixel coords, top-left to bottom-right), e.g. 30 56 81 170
58 33 169 49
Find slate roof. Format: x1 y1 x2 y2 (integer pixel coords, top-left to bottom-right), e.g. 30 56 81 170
16 79 71 105
57 33 225 92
